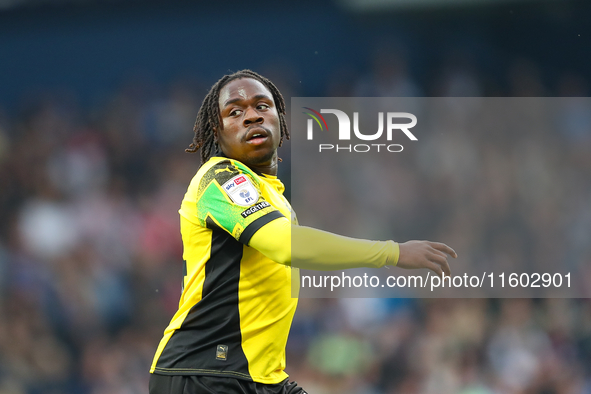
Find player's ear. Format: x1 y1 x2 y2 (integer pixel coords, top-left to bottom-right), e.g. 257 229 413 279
213 128 221 154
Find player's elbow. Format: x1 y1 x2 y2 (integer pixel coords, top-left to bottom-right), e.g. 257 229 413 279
251 240 291 266
273 249 291 266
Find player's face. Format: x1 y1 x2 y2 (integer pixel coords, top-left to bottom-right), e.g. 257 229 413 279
217 78 280 170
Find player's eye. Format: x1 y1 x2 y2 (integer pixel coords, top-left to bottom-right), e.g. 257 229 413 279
257 104 270 110
229 109 242 116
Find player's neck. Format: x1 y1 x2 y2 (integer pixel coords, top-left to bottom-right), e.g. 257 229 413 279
239 152 279 176
251 162 278 177
215 150 278 176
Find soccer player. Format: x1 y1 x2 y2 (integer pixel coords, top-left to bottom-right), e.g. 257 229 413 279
149 70 456 394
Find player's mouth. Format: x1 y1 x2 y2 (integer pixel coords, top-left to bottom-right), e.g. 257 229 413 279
245 127 270 145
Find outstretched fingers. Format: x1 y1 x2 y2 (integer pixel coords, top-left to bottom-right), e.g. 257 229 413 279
427 261 444 278
429 242 458 259
397 240 456 277
427 251 451 277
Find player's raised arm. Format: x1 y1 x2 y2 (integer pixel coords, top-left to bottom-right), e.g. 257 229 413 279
249 219 456 277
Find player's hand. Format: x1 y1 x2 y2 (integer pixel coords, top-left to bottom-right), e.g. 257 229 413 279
396 240 457 277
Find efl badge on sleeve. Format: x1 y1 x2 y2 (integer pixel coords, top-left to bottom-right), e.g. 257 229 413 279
222 175 259 206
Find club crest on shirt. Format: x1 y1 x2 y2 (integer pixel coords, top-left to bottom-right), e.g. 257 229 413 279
222 175 259 206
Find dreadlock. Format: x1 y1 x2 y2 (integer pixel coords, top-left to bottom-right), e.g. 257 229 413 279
186 69 290 164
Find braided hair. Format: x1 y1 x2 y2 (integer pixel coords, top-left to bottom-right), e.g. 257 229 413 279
186 69 290 164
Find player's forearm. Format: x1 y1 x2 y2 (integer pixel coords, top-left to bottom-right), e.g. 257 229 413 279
249 218 399 270
292 225 399 270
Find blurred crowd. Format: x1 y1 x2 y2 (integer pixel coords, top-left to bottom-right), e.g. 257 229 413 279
0 48 591 394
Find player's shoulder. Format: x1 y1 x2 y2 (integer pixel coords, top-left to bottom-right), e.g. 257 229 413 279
189 157 260 194
183 157 263 209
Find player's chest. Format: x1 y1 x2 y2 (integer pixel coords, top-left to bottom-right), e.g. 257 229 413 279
261 187 298 225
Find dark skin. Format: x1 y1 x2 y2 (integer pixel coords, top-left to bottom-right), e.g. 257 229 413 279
215 77 457 276
216 78 281 176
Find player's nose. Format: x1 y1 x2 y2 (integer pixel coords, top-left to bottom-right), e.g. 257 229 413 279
243 107 263 126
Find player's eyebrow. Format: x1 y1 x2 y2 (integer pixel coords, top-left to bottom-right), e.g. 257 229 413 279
223 94 272 108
